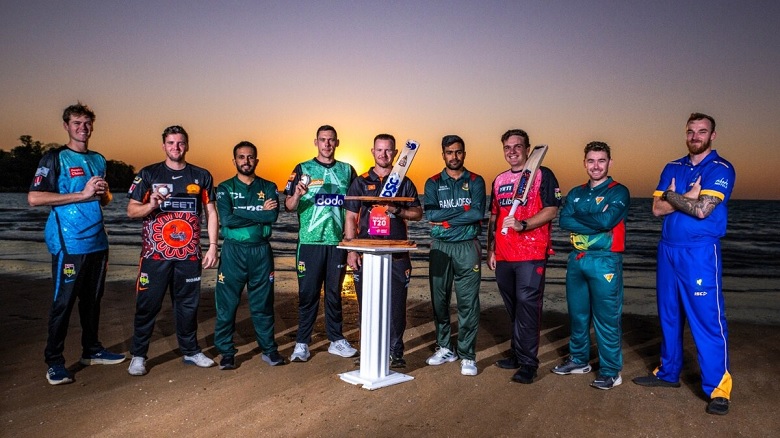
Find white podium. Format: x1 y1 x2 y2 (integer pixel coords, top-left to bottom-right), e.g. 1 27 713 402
337 243 416 390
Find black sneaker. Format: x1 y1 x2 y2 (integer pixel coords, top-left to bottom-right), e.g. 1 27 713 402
219 355 236 370
511 365 538 384
631 375 680 388
552 357 592 375
591 374 622 390
495 356 521 369
706 397 730 415
262 351 287 366
390 355 406 369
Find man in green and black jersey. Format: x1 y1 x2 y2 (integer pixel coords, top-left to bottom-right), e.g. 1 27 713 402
284 125 358 362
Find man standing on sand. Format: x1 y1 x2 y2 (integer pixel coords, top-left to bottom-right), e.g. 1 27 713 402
552 141 630 390
284 125 358 362
29 102 126 385
487 129 561 384
213 141 286 370
633 113 735 416
423 135 485 376
126 125 219 376
344 134 422 368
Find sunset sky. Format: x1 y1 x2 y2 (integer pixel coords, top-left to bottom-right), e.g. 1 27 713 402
2 1 778 199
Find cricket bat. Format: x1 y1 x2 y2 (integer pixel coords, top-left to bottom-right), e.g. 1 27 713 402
501 144 549 235
379 139 420 198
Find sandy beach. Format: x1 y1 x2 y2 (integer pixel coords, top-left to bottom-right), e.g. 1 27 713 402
1 240 778 437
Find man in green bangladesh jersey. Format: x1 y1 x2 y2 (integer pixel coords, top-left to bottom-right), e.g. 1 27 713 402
214 141 286 370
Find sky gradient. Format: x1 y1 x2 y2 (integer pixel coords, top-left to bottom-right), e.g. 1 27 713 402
2 1 779 199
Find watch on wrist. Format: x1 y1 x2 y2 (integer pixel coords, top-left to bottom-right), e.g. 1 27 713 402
520 220 528 231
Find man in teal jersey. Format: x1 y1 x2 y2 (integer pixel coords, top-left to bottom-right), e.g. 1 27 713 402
423 135 486 376
553 141 629 390
284 125 358 362
214 141 286 370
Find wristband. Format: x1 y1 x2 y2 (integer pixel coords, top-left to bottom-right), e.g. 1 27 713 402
662 190 671 201
520 220 528 231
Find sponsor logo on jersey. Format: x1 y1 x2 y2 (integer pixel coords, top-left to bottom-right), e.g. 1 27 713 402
63 264 76 277
186 184 200 194
160 197 196 213
694 291 708 296
603 273 614 282
35 166 50 177
69 167 85 178
498 183 514 194
367 184 376 190
185 276 201 283
314 193 345 206
310 179 325 186
715 178 729 189
438 185 449 191
218 272 225 283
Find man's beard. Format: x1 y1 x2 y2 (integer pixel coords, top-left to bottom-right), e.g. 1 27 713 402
237 166 255 176
687 137 711 155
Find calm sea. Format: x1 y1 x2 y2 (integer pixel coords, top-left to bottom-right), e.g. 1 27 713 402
1 193 779 283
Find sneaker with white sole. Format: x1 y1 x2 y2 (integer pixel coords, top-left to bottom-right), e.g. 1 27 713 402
182 352 215 368
80 349 126 366
128 356 147 376
261 351 287 366
290 343 310 362
461 359 478 376
426 346 458 366
551 357 592 375
591 374 622 390
46 365 74 385
328 339 358 358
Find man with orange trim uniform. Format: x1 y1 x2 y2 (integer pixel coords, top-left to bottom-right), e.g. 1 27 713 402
633 113 735 416
126 125 219 375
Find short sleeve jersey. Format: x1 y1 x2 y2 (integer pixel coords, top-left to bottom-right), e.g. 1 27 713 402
284 159 356 245
344 167 421 240
127 162 215 260
29 146 109 255
653 150 735 243
490 166 561 262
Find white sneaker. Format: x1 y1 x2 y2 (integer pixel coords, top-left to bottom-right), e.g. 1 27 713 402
461 359 478 376
182 352 215 368
290 343 311 362
128 356 147 376
426 346 458 366
328 339 358 358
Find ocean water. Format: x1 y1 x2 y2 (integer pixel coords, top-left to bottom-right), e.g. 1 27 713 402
1 193 779 283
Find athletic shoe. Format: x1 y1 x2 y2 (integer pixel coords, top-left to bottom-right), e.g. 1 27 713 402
551 357 592 375
290 343 310 362
461 359 478 376
631 375 681 388
127 356 147 376
706 397 730 415
80 349 126 366
426 346 458 366
219 355 235 370
591 374 622 390
328 339 358 358
511 365 538 384
390 355 406 369
183 352 215 368
261 351 287 366
495 356 521 369
46 365 73 385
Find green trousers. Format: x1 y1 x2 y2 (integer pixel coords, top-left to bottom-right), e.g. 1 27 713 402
428 239 482 360
214 240 277 356
565 250 624 376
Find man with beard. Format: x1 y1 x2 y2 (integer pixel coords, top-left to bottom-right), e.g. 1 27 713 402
633 113 735 416
126 125 219 376
284 125 358 362
423 135 485 376
344 134 422 368
552 141 629 390
213 141 286 370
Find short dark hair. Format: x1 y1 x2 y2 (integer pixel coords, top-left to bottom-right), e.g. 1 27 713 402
162 125 188 143
233 141 257 158
441 134 465 151
687 112 716 132
501 129 530 147
62 102 95 123
316 125 338 139
373 133 396 148
584 141 611 159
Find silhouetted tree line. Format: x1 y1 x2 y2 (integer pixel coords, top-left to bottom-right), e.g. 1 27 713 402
0 135 136 192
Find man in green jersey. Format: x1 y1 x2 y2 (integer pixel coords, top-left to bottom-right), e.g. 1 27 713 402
284 125 358 362
423 135 486 376
214 141 286 369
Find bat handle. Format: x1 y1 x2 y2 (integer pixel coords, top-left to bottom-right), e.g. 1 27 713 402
500 201 520 235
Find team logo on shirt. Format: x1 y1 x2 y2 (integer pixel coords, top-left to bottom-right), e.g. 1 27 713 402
257 191 266 201
161 219 194 248
186 184 200 194
462 182 469 191
63 264 76 277
595 197 605 205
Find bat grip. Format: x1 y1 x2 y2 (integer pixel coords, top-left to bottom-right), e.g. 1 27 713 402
500 201 520 235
